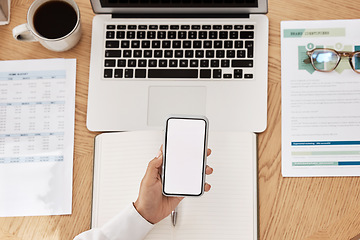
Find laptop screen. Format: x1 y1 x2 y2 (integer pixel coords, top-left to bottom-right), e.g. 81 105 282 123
91 0 267 14
100 0 258 8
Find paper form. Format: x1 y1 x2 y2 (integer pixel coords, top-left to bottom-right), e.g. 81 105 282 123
0 59 76 216
281 20 360 177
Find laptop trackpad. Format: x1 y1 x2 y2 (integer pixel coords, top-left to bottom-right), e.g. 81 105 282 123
148 86 207 127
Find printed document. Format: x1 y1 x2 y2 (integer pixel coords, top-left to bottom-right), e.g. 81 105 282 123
0 59 76 216
281 20 360 177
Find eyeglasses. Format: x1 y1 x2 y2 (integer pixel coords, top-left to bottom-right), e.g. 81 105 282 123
305 48 360 74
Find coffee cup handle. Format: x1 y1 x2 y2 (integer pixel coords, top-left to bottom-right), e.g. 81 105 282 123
12 24 38 42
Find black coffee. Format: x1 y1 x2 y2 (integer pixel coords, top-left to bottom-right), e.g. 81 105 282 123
33 1 77 39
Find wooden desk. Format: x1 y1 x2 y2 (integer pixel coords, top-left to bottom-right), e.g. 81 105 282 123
1 0 360 239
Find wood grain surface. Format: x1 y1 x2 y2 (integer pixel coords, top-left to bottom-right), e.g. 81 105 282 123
1 0 360 239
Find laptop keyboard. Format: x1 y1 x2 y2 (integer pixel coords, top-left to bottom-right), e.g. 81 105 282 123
103 24 255 80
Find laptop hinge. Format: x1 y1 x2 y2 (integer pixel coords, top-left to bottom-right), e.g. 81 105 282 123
111 13 250 19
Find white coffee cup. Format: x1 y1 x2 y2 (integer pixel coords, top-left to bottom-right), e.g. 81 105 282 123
12 0 81 52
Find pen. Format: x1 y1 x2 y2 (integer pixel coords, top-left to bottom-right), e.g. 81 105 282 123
171 207 178 227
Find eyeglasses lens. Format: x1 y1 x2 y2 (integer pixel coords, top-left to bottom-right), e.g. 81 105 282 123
352 52 360 73
311 50 339 71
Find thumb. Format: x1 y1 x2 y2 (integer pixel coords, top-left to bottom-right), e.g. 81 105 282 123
146 151 163 179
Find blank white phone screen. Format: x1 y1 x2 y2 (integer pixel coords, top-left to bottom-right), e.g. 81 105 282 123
164 118 207 196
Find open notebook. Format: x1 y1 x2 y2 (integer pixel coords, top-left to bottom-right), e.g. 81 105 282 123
92 131 257 239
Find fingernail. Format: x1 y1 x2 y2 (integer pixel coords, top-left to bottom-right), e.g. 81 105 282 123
156 150 162 158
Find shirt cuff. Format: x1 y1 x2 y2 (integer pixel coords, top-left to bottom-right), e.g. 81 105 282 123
101 203 154 240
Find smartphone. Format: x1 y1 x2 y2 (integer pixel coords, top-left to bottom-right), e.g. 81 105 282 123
162 115 209 197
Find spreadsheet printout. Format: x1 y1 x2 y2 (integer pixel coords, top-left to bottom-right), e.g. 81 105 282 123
0 58 76 216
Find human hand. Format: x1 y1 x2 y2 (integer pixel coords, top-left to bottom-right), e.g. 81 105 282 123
134 146 213 224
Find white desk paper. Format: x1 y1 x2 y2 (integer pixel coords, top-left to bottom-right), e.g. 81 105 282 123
0 59 76 216
281 20 360 177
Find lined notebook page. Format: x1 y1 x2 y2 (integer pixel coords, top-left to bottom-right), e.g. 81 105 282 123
92 131 257 240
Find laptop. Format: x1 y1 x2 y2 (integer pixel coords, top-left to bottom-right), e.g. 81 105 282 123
86 0 268 132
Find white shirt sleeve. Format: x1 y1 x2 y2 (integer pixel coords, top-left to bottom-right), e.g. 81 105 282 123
74 203 154 240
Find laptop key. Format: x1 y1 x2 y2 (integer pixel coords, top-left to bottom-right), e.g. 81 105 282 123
195 50 204 58
221 60 230 67
131 41 140 48
173 41 181 48
106 31 115 39
183 41 191 48
157 31 166 39
224 41 233 48
200 69 211 78
117 59 126 67
175 50 183 58
169 60 178 67
137 31 146 39
105 50 121 57
116 31 125 39
188 31 197 39
165 50 173 58
124 69 133 78
230 31 238 39
232 60 253 67
200 60 209 67
138 59 147 67
148 69 198 78
199 31 207 39
219 31 228 39
178 31 187 39
142 41 150 48
134 50 142 58
114 69 123 78
123 50 131 58
128 60 136 67
209 31 218 39
244 74 253 79
214 41 222 48
149 60 157 67
135 69 146 78
152 41 161 48
147 31 156 39
193 41 202 48
190 60 198 67
180 60 188 67
105 59 116 67
159 60 167 67
211 60 219 67
234 69 243 78
240 31 254 39
227 50 236 58
106 41 119 48
127 31 136 39
235 40 243 48
213 69 222 78
144 50 152 58
104 69 113 78
121 40 130 48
